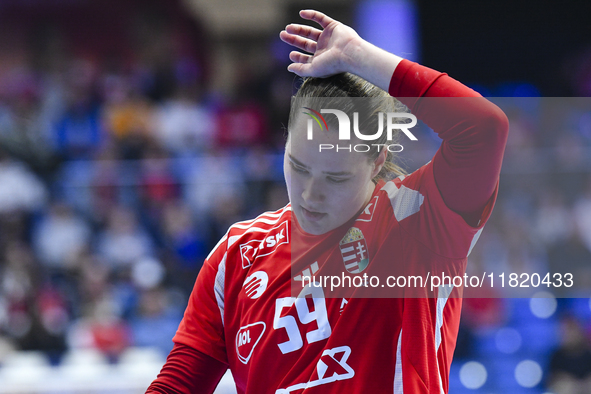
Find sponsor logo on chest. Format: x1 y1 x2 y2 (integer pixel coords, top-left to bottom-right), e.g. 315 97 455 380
235 322 266 364
242 271 269 299
275 346 355 393
239 221 289 269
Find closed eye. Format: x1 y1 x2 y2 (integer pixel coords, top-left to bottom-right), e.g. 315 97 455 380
290 161 308 174
289 158 351 183
327 176 351 184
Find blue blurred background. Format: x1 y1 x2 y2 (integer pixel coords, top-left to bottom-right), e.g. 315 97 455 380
0 0 590 393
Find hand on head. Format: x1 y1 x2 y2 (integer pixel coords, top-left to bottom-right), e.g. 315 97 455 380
279 10 361 78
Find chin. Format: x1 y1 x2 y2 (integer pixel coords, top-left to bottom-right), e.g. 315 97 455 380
295 209 328 235
301 224 326 236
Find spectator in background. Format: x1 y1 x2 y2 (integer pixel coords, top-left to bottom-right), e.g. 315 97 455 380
159 200 206 293
32 202 91 272
533 189 573 248
573 175 591 253
153 84 216 155
160 201 205 265
19 285 69 364
184 152 245 217
67 295 131 363
547 316 591 394
215 88 269 149
130 287 181 357
96 205 155 270
0 148 47 214
53 60 104 160
76 254 111 312
242 146 277 215
139 143 179 211
1 242 68 364
89 143 122 219
546 218 591 295
0 66 56 171
1 242 38 340
554 132 588 202
263 182 290 213
203 192 244 253
102 79 155 160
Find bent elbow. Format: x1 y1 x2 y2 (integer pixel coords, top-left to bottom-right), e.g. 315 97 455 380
479 104 510 148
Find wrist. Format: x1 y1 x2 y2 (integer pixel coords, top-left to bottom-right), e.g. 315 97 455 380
341 37 370 76
343 39 404 92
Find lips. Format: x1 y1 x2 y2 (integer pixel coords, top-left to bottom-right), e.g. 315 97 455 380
301 206 326 221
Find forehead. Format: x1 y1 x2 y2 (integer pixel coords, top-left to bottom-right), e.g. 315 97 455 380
288 115 370 171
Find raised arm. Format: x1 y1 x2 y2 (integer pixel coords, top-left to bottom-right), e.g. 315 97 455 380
280 10 509 227
280 9 403 90
388 61 509 226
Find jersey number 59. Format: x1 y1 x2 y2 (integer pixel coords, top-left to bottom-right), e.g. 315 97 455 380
273 285 332 354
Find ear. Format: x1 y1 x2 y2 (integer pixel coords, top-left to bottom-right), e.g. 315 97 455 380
371 148 387 179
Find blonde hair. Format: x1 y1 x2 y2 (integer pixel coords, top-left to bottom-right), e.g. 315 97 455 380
288 73 408 182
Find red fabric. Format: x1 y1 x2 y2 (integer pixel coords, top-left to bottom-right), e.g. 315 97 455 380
146 60 509 393
146 343 227 394
389 59 509 226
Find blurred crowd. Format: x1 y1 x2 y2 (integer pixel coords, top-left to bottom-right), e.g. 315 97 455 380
0 1 590 393
0 0 291 365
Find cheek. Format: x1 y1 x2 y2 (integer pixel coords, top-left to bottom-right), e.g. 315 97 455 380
283 163 292 200
333 181 367 211
328 186 354 211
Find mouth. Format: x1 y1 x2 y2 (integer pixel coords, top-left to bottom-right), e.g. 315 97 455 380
300 206 327 222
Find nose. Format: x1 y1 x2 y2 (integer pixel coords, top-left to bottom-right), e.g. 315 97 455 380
301 176 326 206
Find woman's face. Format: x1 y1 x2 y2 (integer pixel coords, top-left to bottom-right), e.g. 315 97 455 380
284 116 384 235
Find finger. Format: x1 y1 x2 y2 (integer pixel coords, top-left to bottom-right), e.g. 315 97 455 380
285 23 322 42
287 62 311 77
299 9 336 29
279 31 317 53
289 51 313 64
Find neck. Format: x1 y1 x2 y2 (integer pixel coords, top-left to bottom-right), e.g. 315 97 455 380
363 180 378 208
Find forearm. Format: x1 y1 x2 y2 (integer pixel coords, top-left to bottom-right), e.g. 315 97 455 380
146 343 227 394
344 39 404 92
345 39 508 224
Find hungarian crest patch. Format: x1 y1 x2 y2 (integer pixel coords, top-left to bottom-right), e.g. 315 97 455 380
339 227 369 274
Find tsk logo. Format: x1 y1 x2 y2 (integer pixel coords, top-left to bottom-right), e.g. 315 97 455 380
275 346 355 393
236 322 266 364
339 227 369 274
303 107 418 153
243 271 269 299
239 221 289 269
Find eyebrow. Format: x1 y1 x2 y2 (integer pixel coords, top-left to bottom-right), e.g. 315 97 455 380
288 154 354 176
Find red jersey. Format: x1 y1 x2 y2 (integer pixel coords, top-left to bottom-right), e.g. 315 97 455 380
147 59 509 394
173 153 498 393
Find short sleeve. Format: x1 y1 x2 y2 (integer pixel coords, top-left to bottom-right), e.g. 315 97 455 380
386 161 498 259
173 236 229 364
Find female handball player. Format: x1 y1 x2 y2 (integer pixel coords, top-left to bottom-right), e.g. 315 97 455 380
147 9 509 394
